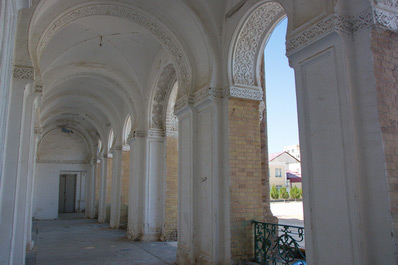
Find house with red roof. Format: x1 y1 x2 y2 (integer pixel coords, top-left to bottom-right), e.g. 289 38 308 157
269 151 302 193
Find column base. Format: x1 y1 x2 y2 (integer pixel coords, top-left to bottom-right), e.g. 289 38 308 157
126 231 141 241
26 240 34 251
141 232 160 241
176 247 192 265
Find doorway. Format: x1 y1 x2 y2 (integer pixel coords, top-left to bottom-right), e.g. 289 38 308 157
58 174 77 213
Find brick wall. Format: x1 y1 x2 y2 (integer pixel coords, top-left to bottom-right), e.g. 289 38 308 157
120 150 130 225
106 157 113 204
228 98 264 261
371 27 398 256
162 135 178 241
95 161 101 217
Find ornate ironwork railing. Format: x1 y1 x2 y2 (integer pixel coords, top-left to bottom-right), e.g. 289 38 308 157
253 221 306 265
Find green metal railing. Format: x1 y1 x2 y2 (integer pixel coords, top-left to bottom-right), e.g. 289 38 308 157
253 221 306 265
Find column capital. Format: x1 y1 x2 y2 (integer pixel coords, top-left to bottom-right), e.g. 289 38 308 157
110 145 122 154
224 85 263 101
34 126 43 136
127 130 146 144
13 65 34 80
286 9 374 57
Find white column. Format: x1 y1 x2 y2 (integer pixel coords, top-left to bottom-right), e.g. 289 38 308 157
287 23 395 263
175 92 227 264
127 131 146 240
25 125 41 251
110 146 122 228
86 158 97 219
142 129 165 241
0 71 33 264
98 155 107 223
12 83 36 265
175 103 195 264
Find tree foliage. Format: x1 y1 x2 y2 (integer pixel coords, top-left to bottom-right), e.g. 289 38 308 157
270 185 279 199
290 186 301 200
280 186 289 200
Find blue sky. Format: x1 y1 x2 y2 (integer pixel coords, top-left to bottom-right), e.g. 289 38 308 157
264 18 299 154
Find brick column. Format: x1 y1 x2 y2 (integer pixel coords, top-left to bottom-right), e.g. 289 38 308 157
371 26 398 260
227 92 265 262
120 149 130 227
162 134 178 241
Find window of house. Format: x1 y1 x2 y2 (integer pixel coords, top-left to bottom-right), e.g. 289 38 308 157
275 168 282 177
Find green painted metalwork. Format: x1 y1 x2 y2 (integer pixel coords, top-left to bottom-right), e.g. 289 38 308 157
253 221 305 264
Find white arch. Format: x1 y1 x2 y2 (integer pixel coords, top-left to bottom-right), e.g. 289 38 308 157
29 1 192 96
229 1 285 88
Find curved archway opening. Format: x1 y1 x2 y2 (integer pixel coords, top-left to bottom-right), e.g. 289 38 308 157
264 18 304 229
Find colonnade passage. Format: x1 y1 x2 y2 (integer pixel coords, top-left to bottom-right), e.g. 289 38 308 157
26 213 177 265
2 0 398 264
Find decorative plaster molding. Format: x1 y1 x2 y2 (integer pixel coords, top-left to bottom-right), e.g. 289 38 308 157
165 129 178 137
151 64 176 130
373 7 398 32
287 10 374 56
132 130 146 138
37 4 191 93
193 87 224 106
174 95 194 114
35 85 43 94
259 100 265 121
233 2 284 87
36 159 90 164
13 65 34 80
147 128 165 138
226 86 263 101
34 126 43 135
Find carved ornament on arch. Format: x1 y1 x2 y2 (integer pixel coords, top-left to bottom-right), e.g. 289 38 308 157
286 9 374 56
13 65 34 80
373 6 398 32
35 85 43 94
36 3 191 94
151 64 176 130
232 2 284 87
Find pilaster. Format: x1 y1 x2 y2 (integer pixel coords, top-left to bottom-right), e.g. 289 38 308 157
110 145 122 228
86 158 97 219
98 154 108 223
127 131 146 240
0 64 34 264
287 8 395 264
176 88 227 264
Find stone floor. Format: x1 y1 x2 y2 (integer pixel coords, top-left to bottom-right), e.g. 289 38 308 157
26 213 177 265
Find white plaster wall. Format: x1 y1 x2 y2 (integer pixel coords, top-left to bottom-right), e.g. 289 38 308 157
34 127 92 219
38 129 90 162
33 163 89 219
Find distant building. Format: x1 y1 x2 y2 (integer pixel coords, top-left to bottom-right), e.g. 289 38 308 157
269 151 301 192
283 144 301 161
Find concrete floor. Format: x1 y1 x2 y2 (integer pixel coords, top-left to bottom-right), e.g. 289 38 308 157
26 213 177 265
271 201 304 227
25 203 304 265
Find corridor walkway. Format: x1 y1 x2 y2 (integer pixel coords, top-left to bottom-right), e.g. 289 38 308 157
26 214 177 265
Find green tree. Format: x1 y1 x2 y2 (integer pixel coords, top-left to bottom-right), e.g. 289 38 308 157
299 188 303 198
280 187 289 200
290 186 301 200
270 185 279 199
